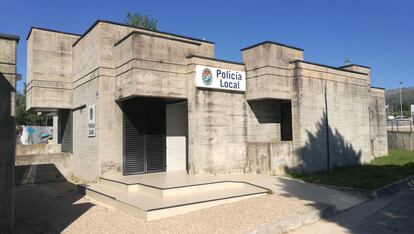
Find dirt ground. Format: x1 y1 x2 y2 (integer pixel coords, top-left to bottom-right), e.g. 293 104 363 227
14 182 319 234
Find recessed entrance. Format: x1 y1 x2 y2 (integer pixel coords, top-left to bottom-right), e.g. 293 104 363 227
121 97 187 175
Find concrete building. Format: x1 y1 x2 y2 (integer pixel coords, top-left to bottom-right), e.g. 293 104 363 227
0 33 19 233
25 20 387 183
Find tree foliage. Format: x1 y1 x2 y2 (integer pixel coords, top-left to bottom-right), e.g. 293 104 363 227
16 88 51 126
385 87 414 116
126 12 158 31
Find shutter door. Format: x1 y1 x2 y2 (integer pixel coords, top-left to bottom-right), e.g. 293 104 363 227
122 99 166 175
123 107 145 175
60 110 73 152
146 104 166 172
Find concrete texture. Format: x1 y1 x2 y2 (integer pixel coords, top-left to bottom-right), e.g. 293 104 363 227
26 28 79 110
26 21 388 182
100 172 367 212
388 131 414 151
13 182 333 233
370 87 388 157
290 185 414 234
0 33 18 234
15 153 71 184
16 144 61 155
186 57 247 175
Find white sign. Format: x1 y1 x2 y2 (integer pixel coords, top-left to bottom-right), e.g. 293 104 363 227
88 105 96 137
195 65 246 92
411 104 414 114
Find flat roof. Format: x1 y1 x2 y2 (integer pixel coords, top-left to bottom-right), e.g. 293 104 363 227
241 41 304 52
73 20 215 47
0 33 20 43
339 64 371 69
186 55 244 66
290 60 369 75
371 86 385 90
114 31 202 47
26 27 81 40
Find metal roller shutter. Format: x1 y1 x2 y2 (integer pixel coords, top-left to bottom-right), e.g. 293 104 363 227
123 98 166 175
146 104 166 173
59 110 73 153
123 108 145 175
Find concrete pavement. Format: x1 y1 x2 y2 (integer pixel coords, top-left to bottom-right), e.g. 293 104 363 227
290 186 414 234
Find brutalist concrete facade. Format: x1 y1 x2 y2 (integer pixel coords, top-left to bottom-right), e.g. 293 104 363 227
0 33 19 233
26 20 387 182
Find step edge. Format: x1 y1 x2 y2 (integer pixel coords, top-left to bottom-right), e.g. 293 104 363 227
85 184 269 212
100 177 272 193
147 191 269 212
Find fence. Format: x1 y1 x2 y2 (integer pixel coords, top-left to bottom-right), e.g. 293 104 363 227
388 131 414 151
387 119 413 133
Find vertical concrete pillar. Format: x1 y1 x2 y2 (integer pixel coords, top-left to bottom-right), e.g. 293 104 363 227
53 115 59 144
0 33 19 234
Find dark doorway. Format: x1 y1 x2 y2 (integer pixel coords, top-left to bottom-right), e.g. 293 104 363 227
122 97 166 175
59 110 73 152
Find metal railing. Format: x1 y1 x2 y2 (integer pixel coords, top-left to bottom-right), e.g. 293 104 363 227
387 119 413 133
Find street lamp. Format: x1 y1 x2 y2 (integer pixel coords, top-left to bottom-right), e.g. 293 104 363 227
399 81 403 118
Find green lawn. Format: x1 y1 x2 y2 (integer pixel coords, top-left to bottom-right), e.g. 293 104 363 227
289 150 414 190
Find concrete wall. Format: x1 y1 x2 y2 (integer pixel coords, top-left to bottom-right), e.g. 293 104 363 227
15 153 71 184
186 57 247 175
0 34 18 233
26 21 389 180
26 29 79 110
290 61 373 173
114 32 201 100
16 144 61 155
388 132 414 151
370 88 388 157
70 21 215 181
242 42 303 100
246 142 293 175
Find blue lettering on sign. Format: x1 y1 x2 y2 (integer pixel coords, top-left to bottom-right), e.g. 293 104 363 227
216 69 242 80
220 79 240 89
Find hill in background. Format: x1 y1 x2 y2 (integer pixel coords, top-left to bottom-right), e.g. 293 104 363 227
385 86 414 116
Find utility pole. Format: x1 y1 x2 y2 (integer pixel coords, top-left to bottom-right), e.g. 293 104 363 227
399 81 403 118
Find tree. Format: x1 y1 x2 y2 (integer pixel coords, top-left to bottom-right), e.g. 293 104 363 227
15 84 51 126
126 12 158 31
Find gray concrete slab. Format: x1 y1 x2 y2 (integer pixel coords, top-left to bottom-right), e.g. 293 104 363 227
290 187 414 233
103 172 368 212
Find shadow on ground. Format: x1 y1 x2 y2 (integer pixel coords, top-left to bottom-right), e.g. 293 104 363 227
14 182 93 233
273 113 414 233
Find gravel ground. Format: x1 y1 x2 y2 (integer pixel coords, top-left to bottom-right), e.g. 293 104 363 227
14 182 319 234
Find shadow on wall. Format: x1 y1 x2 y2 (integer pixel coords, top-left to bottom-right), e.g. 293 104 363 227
15 164 66 185
0 72 16 233
248 100 281 124
296 112 362 173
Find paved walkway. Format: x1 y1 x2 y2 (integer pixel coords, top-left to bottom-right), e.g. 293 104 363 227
290 187 414 234
13 178 367 234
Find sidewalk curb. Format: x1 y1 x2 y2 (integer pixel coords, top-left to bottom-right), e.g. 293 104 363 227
244 203 337 234
370 175 414 198
316 175 414 199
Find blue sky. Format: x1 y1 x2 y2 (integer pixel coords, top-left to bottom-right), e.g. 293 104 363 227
1 0 413 92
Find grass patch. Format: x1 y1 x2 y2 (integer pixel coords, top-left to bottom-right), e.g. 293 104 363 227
288 150 414 190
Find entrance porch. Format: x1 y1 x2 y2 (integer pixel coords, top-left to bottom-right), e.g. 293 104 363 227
84 171 270 221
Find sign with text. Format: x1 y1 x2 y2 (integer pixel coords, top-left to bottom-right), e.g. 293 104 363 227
195 65 246 92
88 105 96 137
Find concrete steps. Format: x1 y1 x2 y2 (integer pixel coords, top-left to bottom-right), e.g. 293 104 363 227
84 176 269 221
